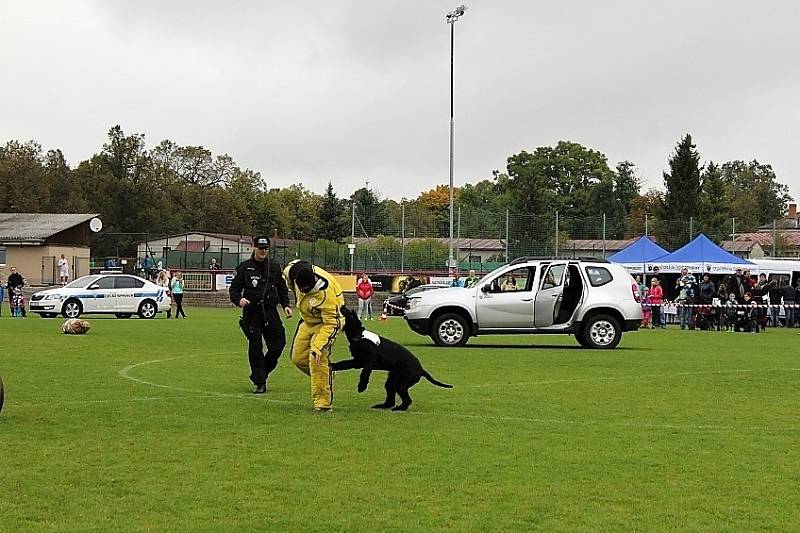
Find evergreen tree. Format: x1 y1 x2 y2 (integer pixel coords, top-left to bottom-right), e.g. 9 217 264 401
660 134 702 246
614 161 640 218
315 181 348 241
350 184 386 236
698 161 729 241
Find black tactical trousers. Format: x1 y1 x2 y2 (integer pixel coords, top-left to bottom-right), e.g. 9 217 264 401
239 306 286 386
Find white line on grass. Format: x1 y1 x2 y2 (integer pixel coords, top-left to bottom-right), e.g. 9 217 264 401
118 354 301 405
407 409 800 432
468 367 800 389
116 357 800 433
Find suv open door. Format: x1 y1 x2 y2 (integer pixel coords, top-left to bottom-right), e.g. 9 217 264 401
534 263 567 327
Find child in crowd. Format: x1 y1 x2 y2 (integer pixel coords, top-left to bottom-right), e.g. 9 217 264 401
725 293 738 332
648 278 664 329
11 286 25 317
746 292 762 334
640 287 652 328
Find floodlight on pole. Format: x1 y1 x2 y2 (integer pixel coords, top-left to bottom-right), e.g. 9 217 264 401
446 4 467 271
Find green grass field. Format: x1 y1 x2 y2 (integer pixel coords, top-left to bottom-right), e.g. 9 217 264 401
1 307 799 531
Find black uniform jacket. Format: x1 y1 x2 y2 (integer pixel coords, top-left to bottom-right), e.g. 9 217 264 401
229 256 290 315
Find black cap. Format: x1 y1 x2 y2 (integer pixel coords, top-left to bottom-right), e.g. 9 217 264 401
253 235 270 249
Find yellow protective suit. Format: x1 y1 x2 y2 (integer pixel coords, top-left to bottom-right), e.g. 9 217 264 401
283 261 345 410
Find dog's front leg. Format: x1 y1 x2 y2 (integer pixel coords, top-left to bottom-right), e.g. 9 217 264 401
358 366 373 392
331 359 359 371
357 343 380 392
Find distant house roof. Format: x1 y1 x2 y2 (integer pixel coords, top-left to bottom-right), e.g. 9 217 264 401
134 231 254 245
352 237 505 251
174 240 210 252
0 213 99 242
757 219 800 231
734 232 800 247
565 238 638 252
720 240 764 252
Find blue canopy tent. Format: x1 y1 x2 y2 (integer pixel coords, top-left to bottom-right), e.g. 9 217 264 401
647 233 756 274
607 236 669 274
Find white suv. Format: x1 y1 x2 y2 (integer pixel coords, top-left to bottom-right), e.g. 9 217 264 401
404 258 642 349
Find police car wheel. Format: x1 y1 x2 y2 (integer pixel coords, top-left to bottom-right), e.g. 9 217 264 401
138 300 157 319
62 299 82 319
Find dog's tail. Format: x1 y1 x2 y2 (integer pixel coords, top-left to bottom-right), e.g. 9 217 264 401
422 370 453 388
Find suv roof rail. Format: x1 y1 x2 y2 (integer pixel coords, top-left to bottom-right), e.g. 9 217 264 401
509 256 610 265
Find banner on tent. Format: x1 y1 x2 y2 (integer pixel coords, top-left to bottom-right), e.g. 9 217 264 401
619 263 645 274
645 262 758 274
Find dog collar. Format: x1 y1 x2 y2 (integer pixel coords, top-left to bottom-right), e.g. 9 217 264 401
354 330 381 346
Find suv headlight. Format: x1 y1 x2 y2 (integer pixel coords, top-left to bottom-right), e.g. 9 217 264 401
407 297 422 309
44 294 60 300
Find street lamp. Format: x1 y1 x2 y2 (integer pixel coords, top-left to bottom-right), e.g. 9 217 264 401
446 4 467 271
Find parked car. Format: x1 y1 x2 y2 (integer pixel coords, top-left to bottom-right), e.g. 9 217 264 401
404 258 642 349
383 284 447 315
29 274 171 319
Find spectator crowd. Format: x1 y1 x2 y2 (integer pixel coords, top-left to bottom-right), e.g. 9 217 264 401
636 267 800 333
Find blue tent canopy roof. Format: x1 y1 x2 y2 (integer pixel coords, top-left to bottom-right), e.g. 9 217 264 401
607 236 669 263
654 233 752 265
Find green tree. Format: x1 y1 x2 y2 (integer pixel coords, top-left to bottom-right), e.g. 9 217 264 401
697 161 729 241
722 160 792 230
504 141 616 245
350 184 386 237
0 140 48 212
660 134 702 247
315 182 348 241
614 161 640 218
625 189 663 237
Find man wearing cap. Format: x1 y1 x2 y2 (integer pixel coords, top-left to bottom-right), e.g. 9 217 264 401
229 236 292 394
283 259 345 412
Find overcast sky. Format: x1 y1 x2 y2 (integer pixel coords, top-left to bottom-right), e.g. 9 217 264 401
2 1 799 203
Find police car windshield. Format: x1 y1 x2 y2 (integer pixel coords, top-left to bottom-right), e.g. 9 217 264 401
65 275 100 288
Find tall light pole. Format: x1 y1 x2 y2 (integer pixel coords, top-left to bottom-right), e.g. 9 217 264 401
446 4 467 272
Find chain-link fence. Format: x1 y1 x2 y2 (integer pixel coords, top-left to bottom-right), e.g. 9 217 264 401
90 206 799 274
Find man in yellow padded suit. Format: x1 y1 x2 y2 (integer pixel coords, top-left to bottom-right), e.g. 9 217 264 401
283 260 345 412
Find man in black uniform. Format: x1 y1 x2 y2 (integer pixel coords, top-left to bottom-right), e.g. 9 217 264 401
229 236 292 393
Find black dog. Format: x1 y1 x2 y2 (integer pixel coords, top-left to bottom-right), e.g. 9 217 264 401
331 306 452 411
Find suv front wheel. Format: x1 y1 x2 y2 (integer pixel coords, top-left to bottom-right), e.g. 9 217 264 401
582 314 621 349
431 313 470 347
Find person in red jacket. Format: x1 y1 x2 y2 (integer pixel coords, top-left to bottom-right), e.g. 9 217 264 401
356 273 375 320
649 277 665 329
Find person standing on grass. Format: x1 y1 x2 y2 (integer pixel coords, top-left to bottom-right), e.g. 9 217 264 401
57 254 69 286
156 270 172 318
229 236 292 394
170 271 187 319
675 268 696 330
0 278 4 317
767 278 782 327
283 259 344 412
465 269 480 288
6 266 26 317
356 273 374 320
782 280 796 328
649 277 663 329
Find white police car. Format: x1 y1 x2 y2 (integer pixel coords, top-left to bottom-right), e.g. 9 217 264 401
29 274 171 319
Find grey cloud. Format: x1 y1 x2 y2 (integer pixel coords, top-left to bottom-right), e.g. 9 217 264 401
1 1 798 201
